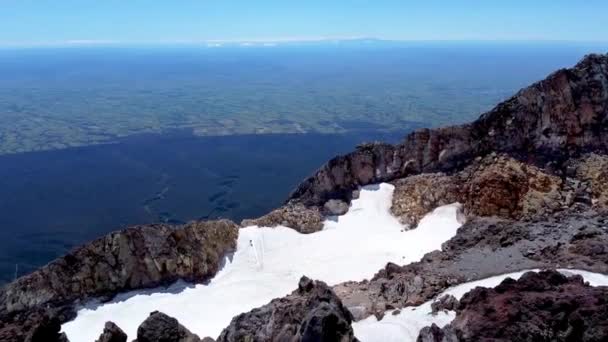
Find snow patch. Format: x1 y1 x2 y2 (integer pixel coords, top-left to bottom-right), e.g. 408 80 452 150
62 183 462 341
353 269 608 342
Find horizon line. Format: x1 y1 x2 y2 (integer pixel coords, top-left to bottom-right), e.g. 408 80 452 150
1 37 608 49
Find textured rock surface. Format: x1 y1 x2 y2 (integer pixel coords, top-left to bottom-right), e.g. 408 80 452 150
217 276 356 342
0 219 238 314
289 53 608 207
421 270 608 341
417 324 458 342
570 153 608 206
391 154 569 226
137 311 201 342
96 321 127 342
241 203 324 233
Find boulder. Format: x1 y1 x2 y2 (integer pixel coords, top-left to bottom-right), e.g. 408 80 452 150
217 276 356 342
96 321 127 342
137 311 201 342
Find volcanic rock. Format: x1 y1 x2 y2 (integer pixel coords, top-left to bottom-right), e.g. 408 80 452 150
96 321 127 342
0 219 238 314
217 276 356 342
137 311 201 342
420 270 608 341
390 154 568 226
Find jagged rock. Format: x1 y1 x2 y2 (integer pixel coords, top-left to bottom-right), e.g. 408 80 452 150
417 324 458 342
217 276 356 342
0 219 238 314
96 321 127 342
422 270 608 341
137 311 201 342
323 199 350 216
289 54 608 208
241 203 324 233
391 154 569 226
431 295 459 314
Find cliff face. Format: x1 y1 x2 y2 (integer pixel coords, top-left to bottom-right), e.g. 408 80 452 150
0 220 238 314
288 54 608 207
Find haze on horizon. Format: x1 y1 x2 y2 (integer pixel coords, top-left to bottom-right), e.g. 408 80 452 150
1 0 607 47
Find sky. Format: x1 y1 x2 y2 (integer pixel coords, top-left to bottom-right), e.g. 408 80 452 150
1 1 607 46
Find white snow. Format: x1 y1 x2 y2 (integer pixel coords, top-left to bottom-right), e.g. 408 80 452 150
353 269 608 342
62 183 463 341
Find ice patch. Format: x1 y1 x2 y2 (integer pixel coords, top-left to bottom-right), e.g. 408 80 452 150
353 269 608 342
62 183 462 341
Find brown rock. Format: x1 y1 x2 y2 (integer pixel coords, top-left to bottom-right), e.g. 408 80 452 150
241 202 324 233
0 220 238 314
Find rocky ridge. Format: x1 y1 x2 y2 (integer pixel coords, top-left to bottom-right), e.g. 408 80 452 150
287 53 608 209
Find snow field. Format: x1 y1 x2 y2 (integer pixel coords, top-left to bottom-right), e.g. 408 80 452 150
62 183 463 341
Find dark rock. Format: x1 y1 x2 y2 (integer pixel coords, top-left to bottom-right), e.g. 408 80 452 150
424 270 608 341
217 276 356 342
137 311 201 342
27 314 69 342
417 324 458 342
0 219 238 314
96 321 127 342
0 306 75 342
431 295 459 314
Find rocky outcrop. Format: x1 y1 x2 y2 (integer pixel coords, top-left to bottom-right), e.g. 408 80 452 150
417 324 458 342
241 202 324 233
420 270 608 341
96 322 127 342
289 53 608 207
0 219 238 314
217 276 356 342
569 153 608 206
136 311 201 342
390 154 571 227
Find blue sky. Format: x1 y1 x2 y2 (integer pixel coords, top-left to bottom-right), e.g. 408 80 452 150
1 1 607 46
